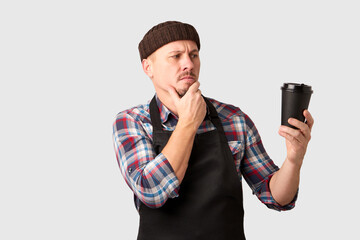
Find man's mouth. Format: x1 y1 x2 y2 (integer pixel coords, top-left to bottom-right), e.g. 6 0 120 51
178 71 197 81
180 75 195 80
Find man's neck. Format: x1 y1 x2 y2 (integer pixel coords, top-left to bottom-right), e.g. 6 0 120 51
156 92 179 117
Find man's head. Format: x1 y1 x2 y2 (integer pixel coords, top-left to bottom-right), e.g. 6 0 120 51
138 21 201 97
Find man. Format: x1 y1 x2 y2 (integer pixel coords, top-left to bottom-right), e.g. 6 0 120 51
113 21 313 240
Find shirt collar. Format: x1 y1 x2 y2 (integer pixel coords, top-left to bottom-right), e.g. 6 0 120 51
155 95 178 124
154 94 211 124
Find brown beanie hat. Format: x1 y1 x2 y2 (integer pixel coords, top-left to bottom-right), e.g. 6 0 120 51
138 21 200 61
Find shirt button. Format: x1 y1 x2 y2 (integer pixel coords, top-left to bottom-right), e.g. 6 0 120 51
128 168 133 173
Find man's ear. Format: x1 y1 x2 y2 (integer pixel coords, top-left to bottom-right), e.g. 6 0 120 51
142 58 153 78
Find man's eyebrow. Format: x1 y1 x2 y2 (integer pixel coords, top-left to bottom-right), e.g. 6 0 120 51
168 49 199 54
168 50 183 54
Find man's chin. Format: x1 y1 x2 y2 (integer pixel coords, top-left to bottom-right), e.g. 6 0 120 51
176 82 195 97
176 88 187 97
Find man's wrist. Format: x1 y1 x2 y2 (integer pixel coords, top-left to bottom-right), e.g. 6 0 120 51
284 157 303 172
177 118 199 134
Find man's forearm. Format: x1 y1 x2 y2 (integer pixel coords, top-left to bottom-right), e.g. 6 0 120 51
273 110 314 206
160 82 207 183
269 158 301 206
161 119 197 183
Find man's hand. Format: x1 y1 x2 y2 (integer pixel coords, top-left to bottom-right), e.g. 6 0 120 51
278 110 314 167
270 110 314 206
168 81 207 132
161 82 206 183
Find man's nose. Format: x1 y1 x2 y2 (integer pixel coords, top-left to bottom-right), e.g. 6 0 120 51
181 54 194 71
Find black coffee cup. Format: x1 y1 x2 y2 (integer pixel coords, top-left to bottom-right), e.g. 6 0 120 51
281 83 313 129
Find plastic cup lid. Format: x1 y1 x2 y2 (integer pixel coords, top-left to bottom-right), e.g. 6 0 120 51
281 83 313 93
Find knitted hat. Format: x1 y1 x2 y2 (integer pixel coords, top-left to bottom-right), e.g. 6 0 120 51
138 21 201 61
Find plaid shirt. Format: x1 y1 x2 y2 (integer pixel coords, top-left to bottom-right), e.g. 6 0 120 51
113 96 296 212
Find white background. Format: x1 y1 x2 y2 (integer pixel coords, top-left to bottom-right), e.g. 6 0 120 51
1 1 359 239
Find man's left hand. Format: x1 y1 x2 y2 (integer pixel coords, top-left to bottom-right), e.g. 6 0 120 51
278 110 314 167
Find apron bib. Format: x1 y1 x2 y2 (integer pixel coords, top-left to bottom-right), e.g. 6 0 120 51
137 96 246 240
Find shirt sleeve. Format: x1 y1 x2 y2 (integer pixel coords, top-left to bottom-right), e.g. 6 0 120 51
112 110 180 208
241 114 297 211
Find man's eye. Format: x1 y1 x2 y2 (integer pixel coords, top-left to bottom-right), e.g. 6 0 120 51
171 54 180 59
191 54 198 58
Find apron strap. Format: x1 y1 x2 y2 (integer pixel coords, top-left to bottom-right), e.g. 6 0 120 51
149 96 163 132
203 97 228 143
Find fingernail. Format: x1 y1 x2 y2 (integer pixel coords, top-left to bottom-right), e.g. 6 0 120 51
288 118 296 123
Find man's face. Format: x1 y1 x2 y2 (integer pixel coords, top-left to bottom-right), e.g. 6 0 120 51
145 40 200 97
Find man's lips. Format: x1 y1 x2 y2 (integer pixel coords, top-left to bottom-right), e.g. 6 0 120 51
180 76 195 81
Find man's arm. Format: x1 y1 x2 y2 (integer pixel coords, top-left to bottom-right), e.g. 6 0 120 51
161 81 206 183
113 82 206 208
240 113 291 211
113 113 180 208
270 110 314 206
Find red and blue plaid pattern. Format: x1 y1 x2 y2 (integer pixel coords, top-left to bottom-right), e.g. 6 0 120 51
113 96 296 211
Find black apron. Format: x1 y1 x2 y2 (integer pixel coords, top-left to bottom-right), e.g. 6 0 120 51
137 96 246 240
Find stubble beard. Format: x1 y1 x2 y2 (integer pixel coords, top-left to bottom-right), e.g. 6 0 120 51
176 71 197 97
176 88 188 97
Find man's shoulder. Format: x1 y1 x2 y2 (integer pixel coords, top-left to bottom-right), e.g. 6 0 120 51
114 101 151 124
206 97 245 120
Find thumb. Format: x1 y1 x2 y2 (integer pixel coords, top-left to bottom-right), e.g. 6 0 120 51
168 86 180 104
188 81 200 93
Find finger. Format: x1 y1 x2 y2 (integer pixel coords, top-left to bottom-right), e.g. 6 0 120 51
279 125 306 143
278 129 300 146
287 118 309 135
303 110 314 131
188 81 200 93
168 86 180 104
